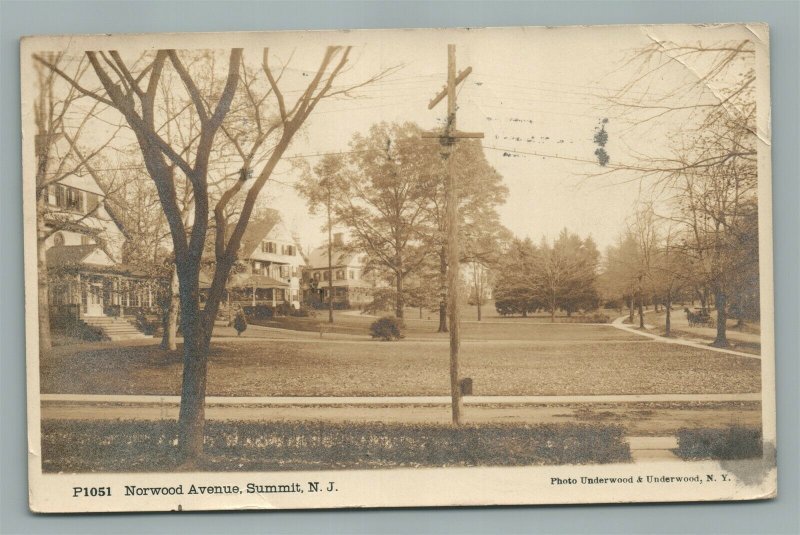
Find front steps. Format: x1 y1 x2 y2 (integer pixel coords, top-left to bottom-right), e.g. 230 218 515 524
82 316 150 341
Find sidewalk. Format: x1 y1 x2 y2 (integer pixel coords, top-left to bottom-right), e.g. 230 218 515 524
611 315 760 359
41 392 761 406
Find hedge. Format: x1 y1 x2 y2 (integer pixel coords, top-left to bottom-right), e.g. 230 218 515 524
42 419 631 472
674 426 763 460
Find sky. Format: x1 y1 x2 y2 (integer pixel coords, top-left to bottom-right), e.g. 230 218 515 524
237 24 730 252
34 24 757 253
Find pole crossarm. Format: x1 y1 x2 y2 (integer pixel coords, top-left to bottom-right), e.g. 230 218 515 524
422 130 484 140
428 66 473 109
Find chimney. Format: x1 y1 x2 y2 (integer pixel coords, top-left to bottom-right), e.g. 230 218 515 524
333 233 344 247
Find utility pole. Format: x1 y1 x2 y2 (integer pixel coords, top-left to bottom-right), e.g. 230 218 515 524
423 44 483 425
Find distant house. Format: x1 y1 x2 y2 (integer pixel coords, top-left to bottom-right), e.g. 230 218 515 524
44 172 154 322
304 233 376 308
224 209 305 309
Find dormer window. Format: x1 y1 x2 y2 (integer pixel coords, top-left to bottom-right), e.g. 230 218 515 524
65 187 84 212
261 241 277 254
53 232 65 246
49 184 87 213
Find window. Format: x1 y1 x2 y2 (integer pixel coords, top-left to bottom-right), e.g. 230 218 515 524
323 271 329 281
349 270 356 280
283 245 295 256
80 235 92 245
65 187 83 212
53 185 67 208
53 233 65 246
280 265 290 278
313 272 321 281
261 241 277 254
253 261 262 274
336 269 345 280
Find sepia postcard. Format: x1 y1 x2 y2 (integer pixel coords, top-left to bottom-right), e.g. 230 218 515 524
21 23 776 513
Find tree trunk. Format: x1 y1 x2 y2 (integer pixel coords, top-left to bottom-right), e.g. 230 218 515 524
550 305 556 323
665 290 672 337
176 256 230 463
628 295 634 323
638 295 645 329
637 277 645 329
438 248 448 332
395 272 404 319
713 288 729 347
36 216 52 357
161 267 179 350
477 300 482 322
176 277 209 464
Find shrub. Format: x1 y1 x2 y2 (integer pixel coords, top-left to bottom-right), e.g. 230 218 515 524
369 315 404 341
243 304 273 320
274 302 293 317
304 293 323 309
580 312 610 324
674 426 762 460
233 310 248 336
133 310 162 335
41 420 631 472
291 305 315 317
52 318 108 343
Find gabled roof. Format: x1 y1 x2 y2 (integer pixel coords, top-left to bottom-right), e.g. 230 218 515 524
238 208 281 258
46 244 151 277
306 245 363 269
46 244 103 267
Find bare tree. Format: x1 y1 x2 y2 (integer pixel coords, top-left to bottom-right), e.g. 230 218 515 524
33 53 120 356
601 39 759 347
37 45 388 462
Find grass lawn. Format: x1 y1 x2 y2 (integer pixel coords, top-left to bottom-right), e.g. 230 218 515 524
254 311 626 341
42 321 761 397
646 310 762 355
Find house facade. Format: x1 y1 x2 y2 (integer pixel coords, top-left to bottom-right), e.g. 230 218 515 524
226 209 305 309
304 233 376 308
43 172 155 323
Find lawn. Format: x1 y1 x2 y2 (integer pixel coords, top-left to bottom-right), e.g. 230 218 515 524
254 312 628 341
646 310 762 355
41 321 761 397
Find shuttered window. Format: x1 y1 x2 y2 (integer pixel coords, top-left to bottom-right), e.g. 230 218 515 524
86 192 99 214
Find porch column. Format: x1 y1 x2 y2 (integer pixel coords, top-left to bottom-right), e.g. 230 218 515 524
252 285 256 307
